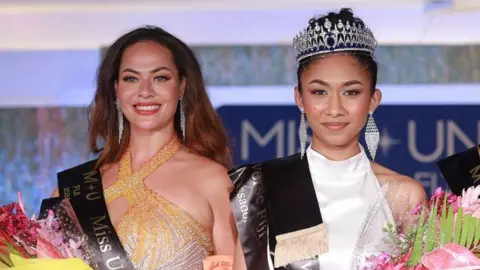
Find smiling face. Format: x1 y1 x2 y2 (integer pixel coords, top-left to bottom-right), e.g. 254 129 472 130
295 54 382 151
115 41 185 134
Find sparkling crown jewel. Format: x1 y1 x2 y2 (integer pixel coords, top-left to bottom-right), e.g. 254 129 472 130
293 16 377 63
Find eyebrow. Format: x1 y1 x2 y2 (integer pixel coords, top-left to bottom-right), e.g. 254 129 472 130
121 66 172 74
308 79 363 87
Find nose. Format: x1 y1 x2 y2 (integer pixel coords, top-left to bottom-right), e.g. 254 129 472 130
326 92 346 117
138 80 155 98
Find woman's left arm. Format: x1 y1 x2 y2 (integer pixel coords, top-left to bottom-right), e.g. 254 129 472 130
399 176 428 233
201 170 236 269
209 175 237 255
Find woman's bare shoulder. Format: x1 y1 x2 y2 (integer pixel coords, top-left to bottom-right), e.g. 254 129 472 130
176 150 232 193
372 162 427 205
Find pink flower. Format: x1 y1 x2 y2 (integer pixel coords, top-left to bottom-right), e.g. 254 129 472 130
410 202 423 215
411 187 460 216
432 188 459 212
359 252 396 270
422 243 480 270
0 201 40 251
459 186 480 218
432 187 443 198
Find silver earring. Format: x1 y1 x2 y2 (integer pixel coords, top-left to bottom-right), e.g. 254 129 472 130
180 98 185 140
365 111 380 161
299 109 307 159
116 98 123 144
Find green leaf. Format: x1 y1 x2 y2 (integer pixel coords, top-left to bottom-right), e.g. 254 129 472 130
425 200 438 252
0 253 11 267
1 239 29 259
454 207 464 244
466 216 477 249
460 214 471 246
442 191 448 220
0 259 10 268
439 209 447 244
444 206 455 244
407 206 426 267
439 192 450 245
474 219 480 247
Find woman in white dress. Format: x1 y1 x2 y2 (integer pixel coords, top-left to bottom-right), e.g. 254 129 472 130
230 8 427 270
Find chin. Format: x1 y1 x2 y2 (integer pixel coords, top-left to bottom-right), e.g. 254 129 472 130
320 136 355 148
130 122 165 133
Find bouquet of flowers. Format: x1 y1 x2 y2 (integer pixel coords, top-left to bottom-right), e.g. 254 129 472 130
0 193 94 269
358 186 480 270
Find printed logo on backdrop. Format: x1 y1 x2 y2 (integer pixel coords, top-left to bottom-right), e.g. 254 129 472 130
218 105 480 197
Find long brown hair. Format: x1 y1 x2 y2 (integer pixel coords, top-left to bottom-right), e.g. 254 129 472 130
89 26 232 168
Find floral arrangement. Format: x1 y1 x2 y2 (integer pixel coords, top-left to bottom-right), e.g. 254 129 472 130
359 186 480 270
0 193 92 269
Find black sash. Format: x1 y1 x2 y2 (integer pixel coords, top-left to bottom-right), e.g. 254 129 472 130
264 154 322 270
230 163 269 270
229 154 323 270
437 145 480 196
40 160 135 270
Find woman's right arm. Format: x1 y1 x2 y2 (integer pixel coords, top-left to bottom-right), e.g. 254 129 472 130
233 237 246 270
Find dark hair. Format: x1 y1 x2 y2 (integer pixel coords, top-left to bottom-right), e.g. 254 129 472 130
296 8 378 93
89 26 232 169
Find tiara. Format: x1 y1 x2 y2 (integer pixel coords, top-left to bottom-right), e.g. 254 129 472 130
293 17 377 63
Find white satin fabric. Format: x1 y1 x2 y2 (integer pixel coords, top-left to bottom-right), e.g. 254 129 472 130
306 144 394 270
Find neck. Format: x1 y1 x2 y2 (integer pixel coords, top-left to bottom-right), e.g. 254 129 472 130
310 136 361 161
128 124 177 170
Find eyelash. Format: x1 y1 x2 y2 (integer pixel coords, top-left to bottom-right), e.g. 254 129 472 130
121 76 170 82
345 90 360 96
311 90 360 96
311 90 327 95
122 76 137 82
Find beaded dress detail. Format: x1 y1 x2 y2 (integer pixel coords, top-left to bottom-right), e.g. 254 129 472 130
104 136 213 270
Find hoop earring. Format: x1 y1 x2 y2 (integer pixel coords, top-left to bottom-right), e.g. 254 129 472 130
365 111 380 161
299 109 307 159
116 98 123 144
180 98 185 140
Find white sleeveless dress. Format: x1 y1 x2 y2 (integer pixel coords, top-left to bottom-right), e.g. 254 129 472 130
306 145 394 270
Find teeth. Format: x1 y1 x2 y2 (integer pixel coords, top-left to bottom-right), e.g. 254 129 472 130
135 105 160 111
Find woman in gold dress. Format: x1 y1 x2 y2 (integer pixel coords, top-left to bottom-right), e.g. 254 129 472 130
47 26 236 270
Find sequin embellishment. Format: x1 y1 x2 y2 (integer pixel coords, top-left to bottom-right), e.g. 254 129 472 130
104 136 213 269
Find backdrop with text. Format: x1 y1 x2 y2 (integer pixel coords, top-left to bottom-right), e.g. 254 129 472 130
218 105 480 197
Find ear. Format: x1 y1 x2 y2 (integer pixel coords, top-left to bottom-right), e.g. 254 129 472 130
294 86 304 112
369 88 382 113
179 77 186 98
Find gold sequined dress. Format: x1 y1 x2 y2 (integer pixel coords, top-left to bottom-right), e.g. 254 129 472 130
104 137 213 270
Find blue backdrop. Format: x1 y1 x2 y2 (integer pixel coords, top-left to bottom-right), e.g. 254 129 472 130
218 105 480 197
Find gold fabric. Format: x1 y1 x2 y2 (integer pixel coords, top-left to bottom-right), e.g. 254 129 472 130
104 137 213 269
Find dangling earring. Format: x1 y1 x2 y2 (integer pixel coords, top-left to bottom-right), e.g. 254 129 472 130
116 98 123 144
299 109 307 159
180 98 185 140
365 111 380 161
